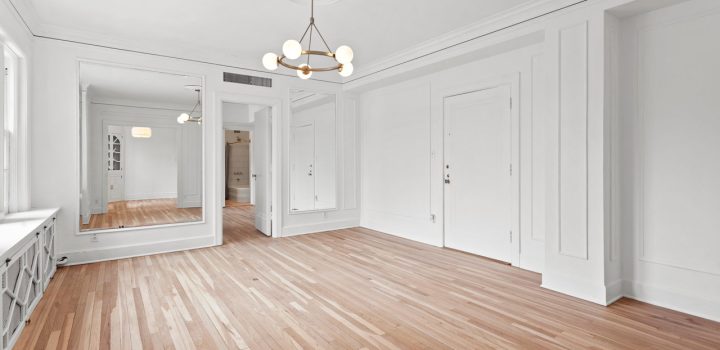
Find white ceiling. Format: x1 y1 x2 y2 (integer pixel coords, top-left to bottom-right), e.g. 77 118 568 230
24 0 532 69
80 62 202 107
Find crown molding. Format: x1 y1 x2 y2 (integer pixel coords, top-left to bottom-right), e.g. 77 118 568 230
342 0 587 85
7 0 343 84
5 0 40 35
9 0 587 87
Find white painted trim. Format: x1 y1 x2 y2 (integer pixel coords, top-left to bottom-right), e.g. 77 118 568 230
623 280 720 323
345 0 586 85
282 218 360 237
542 270 608 305
59 235 216 266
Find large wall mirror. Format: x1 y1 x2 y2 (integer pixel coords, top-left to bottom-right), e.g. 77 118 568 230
289 89 337 212
78 62 204 232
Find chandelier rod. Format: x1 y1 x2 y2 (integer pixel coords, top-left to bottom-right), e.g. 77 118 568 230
313 23 333 52
307 25 314 66
188 89 201 117
298 22 312 43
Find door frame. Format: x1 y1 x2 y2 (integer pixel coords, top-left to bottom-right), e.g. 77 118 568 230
438 73 521 266
214 93 282 240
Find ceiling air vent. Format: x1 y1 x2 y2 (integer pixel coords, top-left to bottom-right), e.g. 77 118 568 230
223 72 272 88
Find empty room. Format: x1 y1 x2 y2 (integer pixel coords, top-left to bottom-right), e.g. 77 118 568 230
0 0 718 349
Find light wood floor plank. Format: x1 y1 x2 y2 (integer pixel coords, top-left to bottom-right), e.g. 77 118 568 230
17 204 720 349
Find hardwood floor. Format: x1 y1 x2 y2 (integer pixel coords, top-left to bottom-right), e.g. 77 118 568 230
21 206 720 349
80 199 202 231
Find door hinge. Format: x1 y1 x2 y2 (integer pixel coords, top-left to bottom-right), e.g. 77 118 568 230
509 164 512 176
509 230 512 243
509 97 512 109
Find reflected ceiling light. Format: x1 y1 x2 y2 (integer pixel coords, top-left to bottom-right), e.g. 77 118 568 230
131 127 152 138
178 86 202 124
262 0 354 79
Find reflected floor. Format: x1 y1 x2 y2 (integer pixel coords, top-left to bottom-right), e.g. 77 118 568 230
80 199 202 231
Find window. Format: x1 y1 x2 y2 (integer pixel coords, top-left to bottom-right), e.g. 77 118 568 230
1 45 18 216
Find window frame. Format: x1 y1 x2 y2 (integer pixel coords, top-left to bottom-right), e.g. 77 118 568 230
1 44 20 217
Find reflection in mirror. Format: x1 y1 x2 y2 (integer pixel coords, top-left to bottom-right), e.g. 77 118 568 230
289 90 336 212
79 62 203 232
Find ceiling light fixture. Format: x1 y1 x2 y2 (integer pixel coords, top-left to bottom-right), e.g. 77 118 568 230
177 86 202 124
131 127 152 138
262 0 354 79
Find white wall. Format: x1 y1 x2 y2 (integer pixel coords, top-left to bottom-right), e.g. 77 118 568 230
615 0 720 322
121 125 178 200
30 37 357 264
222 102 251 124
357 43 546 273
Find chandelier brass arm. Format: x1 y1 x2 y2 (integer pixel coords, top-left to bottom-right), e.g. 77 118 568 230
277 51 343 73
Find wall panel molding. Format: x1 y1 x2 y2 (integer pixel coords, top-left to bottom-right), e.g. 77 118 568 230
634 8 720 277
530 53 546 243
557 21 589 260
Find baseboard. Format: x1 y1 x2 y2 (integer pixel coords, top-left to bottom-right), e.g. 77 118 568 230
58 235 217 266
177 200 202 209
124 192 177 200
360 210 442 247
622 280 720 322
541 271 609 305
605 279 624 304
282 219 360 237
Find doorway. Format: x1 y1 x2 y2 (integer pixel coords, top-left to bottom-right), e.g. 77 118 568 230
221 101 275 237
443 85 515 263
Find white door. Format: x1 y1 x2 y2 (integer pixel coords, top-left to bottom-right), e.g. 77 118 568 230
291 122 315 211
443 86 512 263
107 133 124 202
253 107 272 236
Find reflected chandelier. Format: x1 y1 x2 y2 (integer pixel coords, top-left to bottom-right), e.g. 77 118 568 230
177 86 202 124
261 0 354 79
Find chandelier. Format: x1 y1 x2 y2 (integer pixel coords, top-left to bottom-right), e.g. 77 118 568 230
261 0 354 79
177 86 202 124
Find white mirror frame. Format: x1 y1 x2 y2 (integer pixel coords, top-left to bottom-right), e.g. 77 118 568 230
74 59 206 235
288 89 339 214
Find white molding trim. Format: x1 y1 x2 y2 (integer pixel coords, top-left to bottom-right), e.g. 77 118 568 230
59 235 216 266
542 271 608 305
344 0 586 85
556 20 590 261
633 6 720 277
281 219 359 237
623 280 720 323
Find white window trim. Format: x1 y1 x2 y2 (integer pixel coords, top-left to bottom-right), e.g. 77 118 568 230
2 43 23 217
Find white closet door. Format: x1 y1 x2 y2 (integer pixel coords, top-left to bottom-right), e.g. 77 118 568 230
291 122 315 211
443 86 512 263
